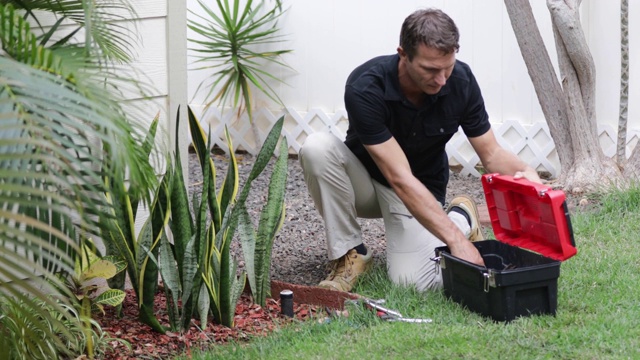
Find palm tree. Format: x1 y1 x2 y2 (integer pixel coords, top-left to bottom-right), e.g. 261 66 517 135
617 0 629 165
0 0 157 357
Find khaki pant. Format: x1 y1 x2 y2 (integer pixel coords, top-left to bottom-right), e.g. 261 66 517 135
299 132 470 291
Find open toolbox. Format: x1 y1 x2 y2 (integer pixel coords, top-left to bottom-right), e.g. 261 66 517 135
433 174 577 322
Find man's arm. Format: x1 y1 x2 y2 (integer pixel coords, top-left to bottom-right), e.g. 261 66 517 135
469 128 542 183
364 137 485 266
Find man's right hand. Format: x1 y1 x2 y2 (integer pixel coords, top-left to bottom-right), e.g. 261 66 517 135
449 239 485 267
363 138 486 268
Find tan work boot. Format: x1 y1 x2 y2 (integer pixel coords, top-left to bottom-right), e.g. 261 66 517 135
447 195 485 241
318 249 372 292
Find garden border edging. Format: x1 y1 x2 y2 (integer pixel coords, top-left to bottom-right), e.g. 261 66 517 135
270 280 360 310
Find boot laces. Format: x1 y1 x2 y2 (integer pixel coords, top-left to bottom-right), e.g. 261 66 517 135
327 252 355 280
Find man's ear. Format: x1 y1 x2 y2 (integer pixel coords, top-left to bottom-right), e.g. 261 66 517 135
397 46 406 58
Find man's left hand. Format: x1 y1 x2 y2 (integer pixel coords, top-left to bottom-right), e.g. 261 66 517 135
513 168 542 184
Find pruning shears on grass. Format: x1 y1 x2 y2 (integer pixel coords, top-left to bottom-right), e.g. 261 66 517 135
346 297 433 323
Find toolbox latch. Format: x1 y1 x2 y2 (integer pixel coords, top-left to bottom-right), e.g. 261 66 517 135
430 255 445 275
483 270 496 293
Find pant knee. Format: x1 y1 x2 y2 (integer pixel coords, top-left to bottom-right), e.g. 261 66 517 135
387 252 443 292
300 132 342 176
301 132 335 154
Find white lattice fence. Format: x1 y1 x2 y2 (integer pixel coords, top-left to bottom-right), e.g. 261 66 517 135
193 106 638 178
445 119 560 177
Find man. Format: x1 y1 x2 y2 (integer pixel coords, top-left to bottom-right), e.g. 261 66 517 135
299 8 541 292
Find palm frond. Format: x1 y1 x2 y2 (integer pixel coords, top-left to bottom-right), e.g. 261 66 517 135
0 56 156 356
1 1 155 113
1 0 160 355
5 0 140 63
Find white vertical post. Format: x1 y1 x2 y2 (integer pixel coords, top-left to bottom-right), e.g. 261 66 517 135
167 0 189 180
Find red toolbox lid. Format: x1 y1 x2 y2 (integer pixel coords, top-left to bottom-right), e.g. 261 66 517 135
481 173 577 261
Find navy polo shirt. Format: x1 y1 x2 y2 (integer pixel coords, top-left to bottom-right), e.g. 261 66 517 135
343 54 491 204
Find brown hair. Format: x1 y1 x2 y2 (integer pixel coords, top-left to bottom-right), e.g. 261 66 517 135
399 8 460 60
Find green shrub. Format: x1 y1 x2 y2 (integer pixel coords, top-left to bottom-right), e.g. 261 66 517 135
157 107 288 330
58 240 127 315
100 115 167 333
0 298 129 359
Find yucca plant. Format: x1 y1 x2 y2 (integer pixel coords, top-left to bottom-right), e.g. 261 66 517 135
188 0 292 149
154 107 237 331
237 140 287 307
156 107 287 330
198 109 287 326
188 0 292 310
154 111 218 332
0 0 157 356
99 115 168 333
156 107 244 330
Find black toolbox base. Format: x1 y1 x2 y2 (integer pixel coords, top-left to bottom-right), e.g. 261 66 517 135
436 240 561 322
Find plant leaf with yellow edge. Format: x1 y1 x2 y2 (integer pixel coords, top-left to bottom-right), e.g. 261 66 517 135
80 260 117 282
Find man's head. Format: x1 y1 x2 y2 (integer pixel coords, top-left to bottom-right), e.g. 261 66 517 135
397 9 459 95
399 8 459 61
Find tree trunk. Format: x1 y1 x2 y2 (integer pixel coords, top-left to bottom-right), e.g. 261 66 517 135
504 0 623 192
546 0 622 191
618 0 640 180
503 0 574 184
623 145 640 179
616 0 629 165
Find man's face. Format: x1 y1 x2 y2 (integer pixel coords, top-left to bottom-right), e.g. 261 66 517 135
399 43 456 95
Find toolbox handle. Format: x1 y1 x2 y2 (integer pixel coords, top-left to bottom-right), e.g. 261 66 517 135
563 201 576 247
430 255 442 275
483 270 495 293
483 272 490 293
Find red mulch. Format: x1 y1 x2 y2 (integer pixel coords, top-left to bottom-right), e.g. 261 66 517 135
95 288 323 359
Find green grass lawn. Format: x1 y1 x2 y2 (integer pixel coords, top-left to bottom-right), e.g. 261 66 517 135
185 187 640 360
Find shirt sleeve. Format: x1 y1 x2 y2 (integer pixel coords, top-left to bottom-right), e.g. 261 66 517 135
460 70 491 138
344 80 393 146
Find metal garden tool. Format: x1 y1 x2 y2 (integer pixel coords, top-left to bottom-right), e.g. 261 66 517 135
346 297 433 324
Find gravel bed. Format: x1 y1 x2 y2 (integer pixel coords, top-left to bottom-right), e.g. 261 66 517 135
187 151 487 287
